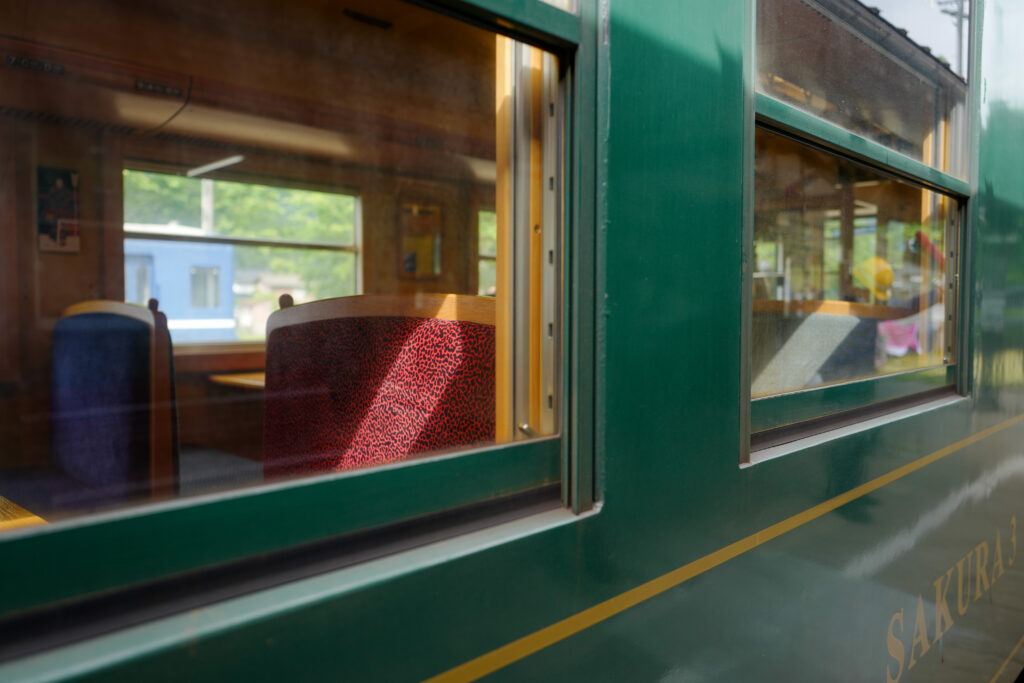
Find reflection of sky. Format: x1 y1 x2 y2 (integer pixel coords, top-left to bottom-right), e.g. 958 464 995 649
981 1 1024 116
869 0 968 75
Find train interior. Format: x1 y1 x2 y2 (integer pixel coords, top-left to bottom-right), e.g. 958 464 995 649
0 0 560 525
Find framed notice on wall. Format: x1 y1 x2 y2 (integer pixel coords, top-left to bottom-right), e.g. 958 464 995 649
37 166 80 253
398 202 441 279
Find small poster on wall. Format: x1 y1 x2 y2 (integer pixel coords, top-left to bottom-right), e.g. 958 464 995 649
398 202 442 279
37 166 80 253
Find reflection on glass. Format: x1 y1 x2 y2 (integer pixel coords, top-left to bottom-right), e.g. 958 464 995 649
0 0 560 531
757 0 969 175
752 128 958 398
872 0 970 77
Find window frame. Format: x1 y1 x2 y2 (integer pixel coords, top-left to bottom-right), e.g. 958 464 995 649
0 0 594 622
743 0 977 461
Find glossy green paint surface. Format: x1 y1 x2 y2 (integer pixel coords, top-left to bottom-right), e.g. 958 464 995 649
0 437 559 618
8 1 1024 682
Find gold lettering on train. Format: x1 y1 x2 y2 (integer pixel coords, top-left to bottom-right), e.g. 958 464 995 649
993 530 1006 583
955 550 972 615
975 540 990 600
932 568 954 643
886 610 905 683
884 515 1017 681
1010 516 1017 566
908 595 930 668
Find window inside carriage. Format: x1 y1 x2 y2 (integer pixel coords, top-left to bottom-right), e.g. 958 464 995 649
757 0 970 176
0 0 562 530
123 170 360 342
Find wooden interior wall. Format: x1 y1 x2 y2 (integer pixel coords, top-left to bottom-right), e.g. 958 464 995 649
0 122 17 383
0 121 108 469
0 0 495 171
0 122 20 467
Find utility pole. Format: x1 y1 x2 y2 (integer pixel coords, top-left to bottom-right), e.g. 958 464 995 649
937 0 969 75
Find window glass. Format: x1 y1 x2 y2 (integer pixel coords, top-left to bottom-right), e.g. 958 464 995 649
124 171 357 245
757 0 970 176
0 0 561 531
124 170 359 342
478 209 497 296
752 128 958 398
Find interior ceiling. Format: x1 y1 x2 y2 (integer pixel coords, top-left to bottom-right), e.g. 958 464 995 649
0 0 499 178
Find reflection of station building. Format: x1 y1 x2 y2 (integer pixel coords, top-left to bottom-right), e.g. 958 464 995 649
758 0 969 167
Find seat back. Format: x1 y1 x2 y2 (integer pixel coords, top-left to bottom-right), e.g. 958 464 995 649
264 294 495 477
51 300 176 504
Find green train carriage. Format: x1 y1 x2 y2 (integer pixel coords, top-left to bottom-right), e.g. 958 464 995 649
0 0 1022 681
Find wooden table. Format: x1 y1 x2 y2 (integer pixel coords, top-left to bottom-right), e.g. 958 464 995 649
0 496 46 531
209 371 266 390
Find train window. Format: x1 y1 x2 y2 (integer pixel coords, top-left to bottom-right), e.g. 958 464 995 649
478 209 497 296
757 0 970 177
0 0 562 542
750 0 970 446
752 128 959 398
123 169 360 342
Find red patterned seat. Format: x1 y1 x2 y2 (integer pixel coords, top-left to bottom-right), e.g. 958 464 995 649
263 294 496 477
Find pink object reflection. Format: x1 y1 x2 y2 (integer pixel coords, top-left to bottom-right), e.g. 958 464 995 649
879 319 920 357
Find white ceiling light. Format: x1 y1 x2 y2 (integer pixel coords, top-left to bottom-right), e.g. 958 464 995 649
186 154 245 177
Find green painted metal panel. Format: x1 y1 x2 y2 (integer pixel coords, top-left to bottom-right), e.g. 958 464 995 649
563 0 603 512
0 437 559 618
751 366 952 433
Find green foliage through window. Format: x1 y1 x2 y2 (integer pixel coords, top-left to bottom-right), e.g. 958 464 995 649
123 169 358 340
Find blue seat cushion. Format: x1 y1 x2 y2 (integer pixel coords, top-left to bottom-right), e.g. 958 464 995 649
51 312 151 491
